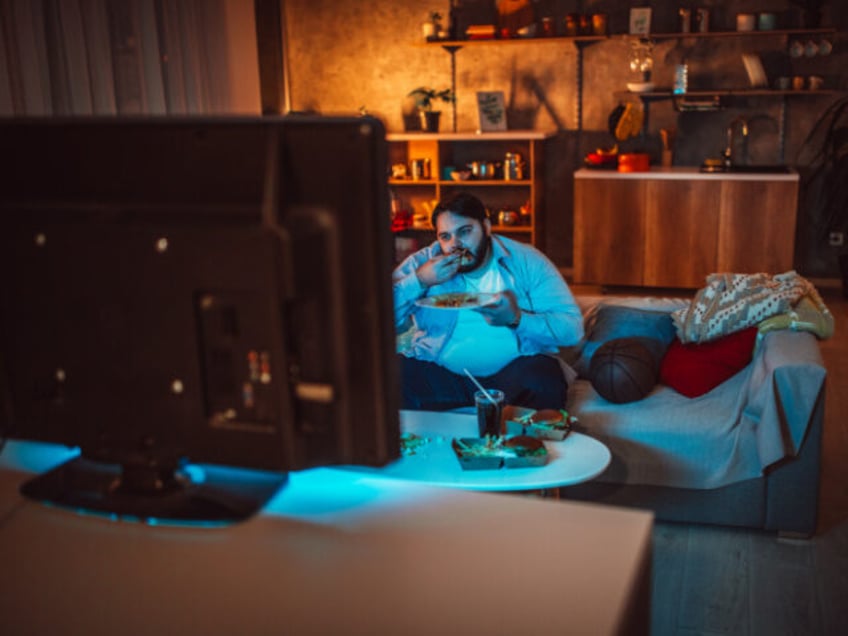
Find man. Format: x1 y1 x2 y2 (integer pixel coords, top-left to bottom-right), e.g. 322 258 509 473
393 192 583 410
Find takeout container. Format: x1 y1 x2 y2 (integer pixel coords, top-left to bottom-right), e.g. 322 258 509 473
504 406 575 441
452 435 548 471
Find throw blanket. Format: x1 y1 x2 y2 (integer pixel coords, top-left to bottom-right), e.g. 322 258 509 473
672 271 828 343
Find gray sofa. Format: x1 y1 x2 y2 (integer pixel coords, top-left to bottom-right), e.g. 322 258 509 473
558 296 827 537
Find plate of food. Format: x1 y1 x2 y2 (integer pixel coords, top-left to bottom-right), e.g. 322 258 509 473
416 292 498 310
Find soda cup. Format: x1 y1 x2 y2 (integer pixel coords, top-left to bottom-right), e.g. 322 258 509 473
475 389 505 437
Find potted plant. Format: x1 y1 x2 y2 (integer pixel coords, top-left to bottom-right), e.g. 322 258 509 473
408 86 454 132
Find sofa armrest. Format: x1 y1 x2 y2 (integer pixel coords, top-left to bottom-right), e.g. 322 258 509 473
745 330 826 468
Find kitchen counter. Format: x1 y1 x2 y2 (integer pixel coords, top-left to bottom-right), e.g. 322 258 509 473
573 168 800 288
574 166 799 182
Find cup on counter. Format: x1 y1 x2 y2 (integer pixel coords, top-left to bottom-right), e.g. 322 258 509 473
564 13 580 36
475 389 504 437
736 13 756 31
808 75 825 91
792 75 806 91
695 8 710 32
409 158 431 180
591 13 608 35
775 76 791 90
679 8 692 33
757 13 777 30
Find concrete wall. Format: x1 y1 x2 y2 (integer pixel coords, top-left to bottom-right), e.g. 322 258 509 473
282 0 848 276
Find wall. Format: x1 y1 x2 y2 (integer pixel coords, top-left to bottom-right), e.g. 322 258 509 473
283 0 847 277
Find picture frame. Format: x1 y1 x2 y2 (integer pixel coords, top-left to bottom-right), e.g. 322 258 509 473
476 91 507 132
629 8 652 36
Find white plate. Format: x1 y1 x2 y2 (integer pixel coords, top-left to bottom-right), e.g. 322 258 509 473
415 292 498 310
626 81 655 93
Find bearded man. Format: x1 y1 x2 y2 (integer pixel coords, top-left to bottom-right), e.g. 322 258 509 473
393 192 584 410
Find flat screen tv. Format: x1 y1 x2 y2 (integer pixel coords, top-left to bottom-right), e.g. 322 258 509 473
0 115 400 524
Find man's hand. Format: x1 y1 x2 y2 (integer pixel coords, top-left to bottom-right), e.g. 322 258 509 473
415 252 462 288
475 291 521 327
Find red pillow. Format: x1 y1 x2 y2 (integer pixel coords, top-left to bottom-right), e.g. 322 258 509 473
660 327 758 398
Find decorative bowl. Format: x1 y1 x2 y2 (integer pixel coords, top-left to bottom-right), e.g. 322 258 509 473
626 81 656 93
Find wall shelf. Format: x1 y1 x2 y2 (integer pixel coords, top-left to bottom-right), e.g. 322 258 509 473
421 27 836 48
387 132 551 255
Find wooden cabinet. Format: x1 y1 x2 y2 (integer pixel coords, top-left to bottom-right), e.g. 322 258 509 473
388 132 550 251
573 168 799 289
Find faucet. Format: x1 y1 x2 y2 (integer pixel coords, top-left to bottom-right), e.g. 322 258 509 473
723 116 749 168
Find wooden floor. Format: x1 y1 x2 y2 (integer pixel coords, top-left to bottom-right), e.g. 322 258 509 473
572 283 848 635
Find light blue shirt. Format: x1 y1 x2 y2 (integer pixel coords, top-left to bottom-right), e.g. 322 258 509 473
393 235 584 366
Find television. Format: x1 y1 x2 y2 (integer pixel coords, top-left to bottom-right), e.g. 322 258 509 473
0 115 400 524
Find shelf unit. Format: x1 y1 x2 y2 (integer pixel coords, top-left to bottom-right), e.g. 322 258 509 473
387 131 551 251
425 27 838 136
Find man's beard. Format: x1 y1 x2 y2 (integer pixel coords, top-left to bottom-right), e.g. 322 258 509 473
456 234 491 274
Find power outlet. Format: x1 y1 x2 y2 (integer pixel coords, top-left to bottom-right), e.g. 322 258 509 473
828 231 845 247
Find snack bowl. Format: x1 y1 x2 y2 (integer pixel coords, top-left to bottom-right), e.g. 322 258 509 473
451 169 472 181
626 81 655 94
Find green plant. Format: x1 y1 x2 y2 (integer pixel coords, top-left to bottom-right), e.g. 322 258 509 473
408 87 454 112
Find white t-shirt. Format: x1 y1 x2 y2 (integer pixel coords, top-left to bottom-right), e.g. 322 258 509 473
437 258 520 376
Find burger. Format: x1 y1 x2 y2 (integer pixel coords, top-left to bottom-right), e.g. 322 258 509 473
527 409 576 441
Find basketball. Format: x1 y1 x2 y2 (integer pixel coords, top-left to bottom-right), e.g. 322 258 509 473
589 337 659 404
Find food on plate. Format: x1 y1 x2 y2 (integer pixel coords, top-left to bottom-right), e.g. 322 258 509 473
400 432 430 457
416 292 497 309
502 435 548 468
452 435 549 470
504 407 577 441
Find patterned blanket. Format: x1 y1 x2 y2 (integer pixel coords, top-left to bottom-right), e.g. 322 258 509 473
672 271 833 343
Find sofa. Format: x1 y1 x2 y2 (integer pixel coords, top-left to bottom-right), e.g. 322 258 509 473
558 295 828 537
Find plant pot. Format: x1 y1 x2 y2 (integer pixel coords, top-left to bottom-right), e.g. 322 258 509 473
419 110 441 133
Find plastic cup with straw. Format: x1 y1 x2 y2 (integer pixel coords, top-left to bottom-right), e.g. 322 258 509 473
464 368 504 437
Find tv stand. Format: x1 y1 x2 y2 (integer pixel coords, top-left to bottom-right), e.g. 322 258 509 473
19 456 288 525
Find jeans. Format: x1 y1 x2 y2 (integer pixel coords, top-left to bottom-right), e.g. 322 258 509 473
398 354 568 411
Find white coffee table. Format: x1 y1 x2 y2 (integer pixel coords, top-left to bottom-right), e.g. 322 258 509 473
342 409 611 491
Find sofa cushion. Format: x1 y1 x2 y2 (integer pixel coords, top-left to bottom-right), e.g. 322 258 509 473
574 304 677 377
659 327 758 398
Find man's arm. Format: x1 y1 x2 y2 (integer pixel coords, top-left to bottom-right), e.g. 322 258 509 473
506 246 584 351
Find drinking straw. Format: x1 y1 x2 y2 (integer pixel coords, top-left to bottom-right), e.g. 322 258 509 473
463 368 499 407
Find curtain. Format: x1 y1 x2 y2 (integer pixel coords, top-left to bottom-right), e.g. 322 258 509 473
0 0 236 116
